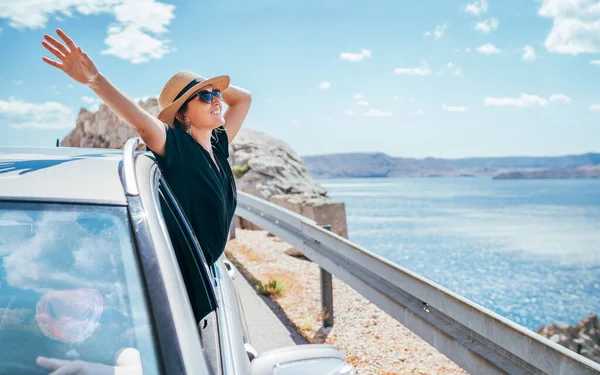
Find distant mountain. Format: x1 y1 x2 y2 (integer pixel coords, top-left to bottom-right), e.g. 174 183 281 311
302 152 600 179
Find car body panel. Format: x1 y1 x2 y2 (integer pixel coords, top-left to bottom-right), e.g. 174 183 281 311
0 147 126 205
213 260 252 374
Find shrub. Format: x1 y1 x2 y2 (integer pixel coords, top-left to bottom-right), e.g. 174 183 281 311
256 279 286 297
232 163 250 179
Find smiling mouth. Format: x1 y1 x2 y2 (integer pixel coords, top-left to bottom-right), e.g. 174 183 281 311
210 107 221 115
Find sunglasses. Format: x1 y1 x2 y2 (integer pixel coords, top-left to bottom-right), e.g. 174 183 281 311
191 89 222 104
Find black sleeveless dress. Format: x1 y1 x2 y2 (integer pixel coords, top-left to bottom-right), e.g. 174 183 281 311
149 124 237 266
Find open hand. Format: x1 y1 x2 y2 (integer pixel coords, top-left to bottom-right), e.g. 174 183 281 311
36 348 143 375
36 357 112 375
42 29 99 86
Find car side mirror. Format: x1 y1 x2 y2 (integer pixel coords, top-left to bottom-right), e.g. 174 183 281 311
249 344 355 375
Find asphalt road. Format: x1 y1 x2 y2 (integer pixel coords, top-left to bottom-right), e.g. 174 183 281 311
230 262 307 353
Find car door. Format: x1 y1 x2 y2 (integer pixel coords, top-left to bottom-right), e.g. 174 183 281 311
155 177 224 375
153 172 251 374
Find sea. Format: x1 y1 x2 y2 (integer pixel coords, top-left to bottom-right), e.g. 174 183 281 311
317 177 600 331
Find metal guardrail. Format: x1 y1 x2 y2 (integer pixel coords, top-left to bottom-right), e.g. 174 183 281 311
235 191 600 375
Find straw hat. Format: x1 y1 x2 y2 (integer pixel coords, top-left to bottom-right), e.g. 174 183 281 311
157 70 230 127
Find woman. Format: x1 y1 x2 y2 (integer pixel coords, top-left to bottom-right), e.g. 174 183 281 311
41 28 251 267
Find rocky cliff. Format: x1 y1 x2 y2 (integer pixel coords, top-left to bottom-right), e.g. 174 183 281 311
61 99 161 148
537 313 600 364
61 99 347 237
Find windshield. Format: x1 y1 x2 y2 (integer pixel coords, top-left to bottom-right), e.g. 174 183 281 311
0 202 161 375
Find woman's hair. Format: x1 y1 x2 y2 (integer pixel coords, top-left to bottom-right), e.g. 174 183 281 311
173 102 190 131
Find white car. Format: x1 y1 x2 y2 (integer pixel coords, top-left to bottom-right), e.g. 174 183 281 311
0 139 354 375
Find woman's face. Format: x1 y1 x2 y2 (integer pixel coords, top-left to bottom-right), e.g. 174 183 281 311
184 85 225 130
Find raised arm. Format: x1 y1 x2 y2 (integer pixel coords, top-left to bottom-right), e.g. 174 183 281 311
222 84 252 143
42 29 167 156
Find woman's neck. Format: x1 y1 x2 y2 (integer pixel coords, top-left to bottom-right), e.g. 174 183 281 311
189 127 213 154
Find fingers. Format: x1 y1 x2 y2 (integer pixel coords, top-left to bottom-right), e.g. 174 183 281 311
42 41 65 61
43 34 69 55
42 56 62 69
36 356 67 370
115 347 142 367
56 28 77 51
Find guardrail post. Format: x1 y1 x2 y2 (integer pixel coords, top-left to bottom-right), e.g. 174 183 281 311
321 224 334 327
229 216 237 240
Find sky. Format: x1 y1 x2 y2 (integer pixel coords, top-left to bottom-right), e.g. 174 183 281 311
0 0 599 158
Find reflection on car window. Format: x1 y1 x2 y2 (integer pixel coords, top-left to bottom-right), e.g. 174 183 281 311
0 202 161 375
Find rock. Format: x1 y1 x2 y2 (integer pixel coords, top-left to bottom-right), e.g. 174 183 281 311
283 246 309 261
61 99 160 149
230 128 347 238
537 313 600 363
230 128 328 198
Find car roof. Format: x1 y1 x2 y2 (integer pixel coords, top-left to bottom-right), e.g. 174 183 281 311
0 146 129 205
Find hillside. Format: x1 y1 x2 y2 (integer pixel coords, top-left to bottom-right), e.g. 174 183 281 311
303 152 600 179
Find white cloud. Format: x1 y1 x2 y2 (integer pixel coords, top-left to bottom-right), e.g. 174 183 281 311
319 81 331 89
0 0 176 64
81 96 97 104
81 96 102 111
0 308 30 328
465 0 489 16
440 62 462 76
0 97 75 129
291 119 299 125
538 0 600 55
345 110 355 116
589 104 600 111
68 84 74 89
591 60 600 65
484 94 549 107
12 80 23 85
101 24 175 64
522 45 536 60
466 47 472 53
442 104 467 112
476 43 501 55
0 0 116 29
392 96 399 101
549 93 571 103
424 23 448 39
475 18 499 33
353 93 363 100
357 100 370 107
340 49 372 62
394 60 432 75
112 0 174 34
365 109 392 117
409 109 424 116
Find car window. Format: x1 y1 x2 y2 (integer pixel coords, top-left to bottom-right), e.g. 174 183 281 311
157 178 217 320
0 201 162 375
156 177 222 375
